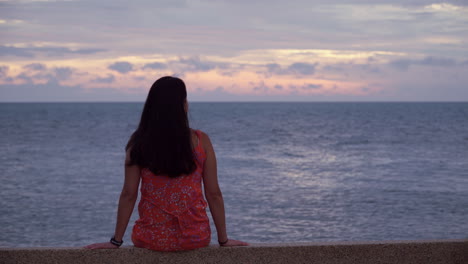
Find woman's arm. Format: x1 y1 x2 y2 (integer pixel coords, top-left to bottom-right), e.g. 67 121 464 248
85 149 140 249
201 132 248 247
113 149 140 241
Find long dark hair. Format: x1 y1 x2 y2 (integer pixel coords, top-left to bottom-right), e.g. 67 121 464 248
126 76 196 177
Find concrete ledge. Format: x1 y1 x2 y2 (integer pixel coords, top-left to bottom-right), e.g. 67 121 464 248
1 239 467 264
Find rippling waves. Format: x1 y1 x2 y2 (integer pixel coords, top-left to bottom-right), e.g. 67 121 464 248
0 102 467 247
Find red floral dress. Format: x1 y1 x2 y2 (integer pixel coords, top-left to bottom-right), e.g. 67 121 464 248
131 130 211 251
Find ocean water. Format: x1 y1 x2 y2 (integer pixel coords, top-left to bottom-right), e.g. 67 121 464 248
0 102 467 247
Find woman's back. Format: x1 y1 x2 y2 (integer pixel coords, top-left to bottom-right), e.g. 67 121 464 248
132 130 211 251
84 77 248 252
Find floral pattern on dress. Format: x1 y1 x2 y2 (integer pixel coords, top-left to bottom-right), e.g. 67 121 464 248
131 130 211 251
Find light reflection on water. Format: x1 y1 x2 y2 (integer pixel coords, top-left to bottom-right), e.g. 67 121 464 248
0 102 467 247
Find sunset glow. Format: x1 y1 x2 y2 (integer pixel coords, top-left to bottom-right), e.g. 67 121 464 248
1 0 467 101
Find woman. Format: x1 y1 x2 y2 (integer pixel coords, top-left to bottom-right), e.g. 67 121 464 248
85 76 248 251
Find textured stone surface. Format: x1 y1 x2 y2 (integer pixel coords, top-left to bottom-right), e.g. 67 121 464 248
1 239 467 264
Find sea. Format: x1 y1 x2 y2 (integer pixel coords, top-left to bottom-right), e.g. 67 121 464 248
0 102 467 247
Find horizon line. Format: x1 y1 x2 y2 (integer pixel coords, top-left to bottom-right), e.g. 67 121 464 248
1 101 467 104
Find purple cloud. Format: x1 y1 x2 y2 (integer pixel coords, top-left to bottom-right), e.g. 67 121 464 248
16 73 33 83
23 63 47 71
303 83 322 90
265 62 318 76
108 62 133 74
389 56 457 71
53 67 73 81
92 74 115 83
143 62 167 70
178 57 215 72
0 66 9 78
287 62 318 75
0 45 105 58
419 56 456 67
266 63 282 73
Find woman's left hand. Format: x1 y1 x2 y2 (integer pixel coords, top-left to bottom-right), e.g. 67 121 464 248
84 242 119 249
220 239 249 247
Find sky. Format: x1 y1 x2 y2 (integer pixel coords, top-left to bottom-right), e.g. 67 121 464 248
0 0 467 102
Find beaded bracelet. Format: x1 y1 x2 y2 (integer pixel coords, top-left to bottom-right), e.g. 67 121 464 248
110 237 123 247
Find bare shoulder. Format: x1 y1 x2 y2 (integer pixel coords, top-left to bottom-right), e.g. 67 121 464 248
200 130 212 142
198 130 214 152
198 130 209 140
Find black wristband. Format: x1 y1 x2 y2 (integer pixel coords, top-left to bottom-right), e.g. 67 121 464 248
218 238 229 246
110 237 123 247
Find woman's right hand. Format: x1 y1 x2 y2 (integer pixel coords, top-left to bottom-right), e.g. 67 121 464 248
220 239 249 247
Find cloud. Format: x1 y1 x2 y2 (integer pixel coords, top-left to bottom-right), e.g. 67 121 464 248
23 63 47 71
92 74 115 83
265 62 318 76
0 45 105 58
108 62 133 74
143 62 167 70
1 65 76 85
323 64 346 72
6 64 74 84
0 66 9 78
274 84 283 90
1 0 466 59
0 46 34 57
419 56 456 67
287 62 318 75
252 81 269 92
360 64 381 73
16 72 33 83
207 1 467 6
303 83 322 90
189 86 247 101
389 56 458 71
389 59 412 71
177 57 216 72
53 67 73 81
319 60 383 79
165 56 233 75
13 70 59 84
266 63 281 73
1 1 467 102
